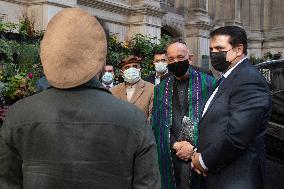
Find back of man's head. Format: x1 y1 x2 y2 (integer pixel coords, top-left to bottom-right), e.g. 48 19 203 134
40 8 107 89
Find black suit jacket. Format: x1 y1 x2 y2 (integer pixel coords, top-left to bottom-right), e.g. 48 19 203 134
144 72 172 85
198 59 271 189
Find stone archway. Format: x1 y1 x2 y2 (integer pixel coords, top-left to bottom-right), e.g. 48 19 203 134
161 25 182 38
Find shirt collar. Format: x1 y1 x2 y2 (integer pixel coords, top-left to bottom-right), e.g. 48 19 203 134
126 83 137 89
102 82 114 88
155 71 168 78
223 56 247 78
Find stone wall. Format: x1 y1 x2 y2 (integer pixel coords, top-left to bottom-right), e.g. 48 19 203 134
0 0 283 67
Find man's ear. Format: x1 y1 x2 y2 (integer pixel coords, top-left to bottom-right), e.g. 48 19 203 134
188 54 194 62
119 69 124 76
236 44 244 56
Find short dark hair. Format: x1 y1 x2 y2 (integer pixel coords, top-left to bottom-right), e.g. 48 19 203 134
153 49 166 56
210 26 248 55
165 38 187 52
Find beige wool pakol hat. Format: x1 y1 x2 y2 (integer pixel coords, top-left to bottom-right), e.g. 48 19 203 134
40 8 107 89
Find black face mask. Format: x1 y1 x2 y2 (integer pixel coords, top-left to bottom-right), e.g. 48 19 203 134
167 59 190 77
210 51 231 72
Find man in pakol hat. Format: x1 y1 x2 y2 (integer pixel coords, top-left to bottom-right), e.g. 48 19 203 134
0 8 160 189
111 56 154 119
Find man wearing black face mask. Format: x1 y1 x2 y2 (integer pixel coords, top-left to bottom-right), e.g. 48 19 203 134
191 26 271 189
151 41 217 189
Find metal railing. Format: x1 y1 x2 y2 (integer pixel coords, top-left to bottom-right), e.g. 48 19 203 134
255 59 284 91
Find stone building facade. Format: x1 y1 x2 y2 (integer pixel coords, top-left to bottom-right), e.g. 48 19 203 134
1 0 283 67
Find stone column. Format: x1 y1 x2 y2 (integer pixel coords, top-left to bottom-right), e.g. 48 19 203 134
262 0 284 55
246 0 263 58
213 0 241 26
184 0 212 68
271 0 284 28
0 1 27 24
27 0 77 31
207 0 216 20
175 0 185 13
127 0 163 41
263 0 272 32
240 0 250 28
223 0 241 26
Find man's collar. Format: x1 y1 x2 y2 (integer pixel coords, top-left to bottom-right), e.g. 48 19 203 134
102 82 114 88
83 78 111 93
223 56 247 78
155 71 168 78
125 79 142 88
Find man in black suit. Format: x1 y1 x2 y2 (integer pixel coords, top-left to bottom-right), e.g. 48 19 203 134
144 50 171 85
191 26 271 189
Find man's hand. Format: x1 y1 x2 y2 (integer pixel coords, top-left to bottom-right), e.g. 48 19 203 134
191 152 207 176
173 141 193 161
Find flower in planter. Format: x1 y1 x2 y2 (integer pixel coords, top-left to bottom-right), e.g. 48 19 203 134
27 72 33 79
3 73 36 101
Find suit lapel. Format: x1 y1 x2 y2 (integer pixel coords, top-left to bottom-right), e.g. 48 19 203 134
129 80 145 104
200 73 236 120
200 59 248 122
119 83 128 101
150 74 156 84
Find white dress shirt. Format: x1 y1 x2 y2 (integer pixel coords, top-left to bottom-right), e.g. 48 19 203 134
126 83 137 101
199 56 247 170
155 75 161 86
155 71 168 86
102 82 114 89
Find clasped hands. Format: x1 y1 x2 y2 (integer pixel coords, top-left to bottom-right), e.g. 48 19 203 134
173 141 193 161
173 141 207 176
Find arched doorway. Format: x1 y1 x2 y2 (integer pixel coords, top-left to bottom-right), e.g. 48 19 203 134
161 25 182 38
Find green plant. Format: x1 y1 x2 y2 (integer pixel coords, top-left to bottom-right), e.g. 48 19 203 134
0 38 42 103
0 22 4 32
106 35 131 67
19 14 36 37
0 39 20 77
15 43 40 73
154 34 172 52
249 56 265 65
106 34 172 79
131 34 172 78
0 31 170 104
3 73 36 100
250 51 283 65
0 22 18 32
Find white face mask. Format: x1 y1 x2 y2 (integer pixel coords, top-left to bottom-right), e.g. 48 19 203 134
154 61 168 73
123 67 141 84
102 72 114 85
